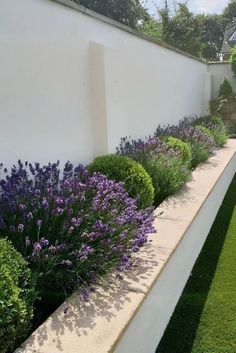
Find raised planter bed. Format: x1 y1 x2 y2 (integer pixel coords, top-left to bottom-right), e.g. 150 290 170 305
15 140 236 353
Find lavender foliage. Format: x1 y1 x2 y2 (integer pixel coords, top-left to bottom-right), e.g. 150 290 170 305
0 161 155 296
154 124 216 168
117 136 191 205
117 136 169 164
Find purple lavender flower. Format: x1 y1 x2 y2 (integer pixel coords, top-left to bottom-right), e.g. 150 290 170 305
81 288 90 302
33 242 42 254
39 237 49 247
68 226 74 234
62 259 73 267
71 217 77 225
64 306 69 315
27 212 33 220
79 244 94 262
19 203 26 211
53 207 64 216
42 199 49 209
18 224 24 233
0 160 155 299
37 219 42 227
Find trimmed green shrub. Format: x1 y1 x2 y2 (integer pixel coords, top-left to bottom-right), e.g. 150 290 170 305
0 239 36 353
195 125 214 138
230 45 236 76
88 154 154 208
219 78 233 97
166 136 192 167
154 124 216 169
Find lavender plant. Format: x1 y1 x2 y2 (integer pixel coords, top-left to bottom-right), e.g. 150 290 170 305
0 161 155 301
191 116 228 148
117 137 191 205
154 125 216 168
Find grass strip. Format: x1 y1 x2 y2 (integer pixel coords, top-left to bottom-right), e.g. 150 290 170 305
156 174 236 353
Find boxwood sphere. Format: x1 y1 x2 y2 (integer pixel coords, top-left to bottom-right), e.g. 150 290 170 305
88 154 154 209
0 239 36 353
166 136 192 167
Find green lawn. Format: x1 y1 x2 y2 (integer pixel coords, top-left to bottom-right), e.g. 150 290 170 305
156 174 236 353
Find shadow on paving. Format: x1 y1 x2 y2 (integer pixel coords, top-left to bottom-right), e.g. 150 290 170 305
156 174 236 353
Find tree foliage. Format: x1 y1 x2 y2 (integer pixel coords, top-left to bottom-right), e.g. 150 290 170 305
73 0 236 61
219 77 234 96
140 18 163 41
230 45 236 75
74 0 148 28
197 14 225 60
222 0 236 26
160 4 203 57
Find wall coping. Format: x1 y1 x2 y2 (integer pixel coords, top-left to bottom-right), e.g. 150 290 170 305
49 0 208 65
208 61 230 65
16 139 236 353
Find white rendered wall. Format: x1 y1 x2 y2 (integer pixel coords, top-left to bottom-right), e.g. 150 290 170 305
0 0 209 167
208 62 236 99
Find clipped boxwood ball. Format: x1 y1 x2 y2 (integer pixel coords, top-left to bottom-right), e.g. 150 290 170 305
88 154 154 209
195 125 214 138
166 136 192 167
0 239 36 353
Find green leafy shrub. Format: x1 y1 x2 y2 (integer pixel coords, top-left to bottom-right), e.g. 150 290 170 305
230 45 236 76
144 154 191 205
194 117 228 148
195 125 214 138
140 19 163 41
155 125 215 169
88 154 154 208
209 116 229 147
219 78 233 97
211 115 225 128
166 136 192 167
0 239 36 353
189 140 214 168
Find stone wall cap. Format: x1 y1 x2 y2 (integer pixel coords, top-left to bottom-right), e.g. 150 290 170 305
50 0 207 65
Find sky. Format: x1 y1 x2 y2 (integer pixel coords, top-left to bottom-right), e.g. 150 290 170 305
146 0 230 16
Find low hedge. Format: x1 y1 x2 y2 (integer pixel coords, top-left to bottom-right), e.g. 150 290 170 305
0 239 36 353
88 154 154 209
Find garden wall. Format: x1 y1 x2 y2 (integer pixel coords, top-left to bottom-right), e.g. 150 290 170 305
0 0 211 167
208 62 236 99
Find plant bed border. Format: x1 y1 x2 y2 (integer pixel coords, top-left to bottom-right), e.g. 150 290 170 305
15 140 236 353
